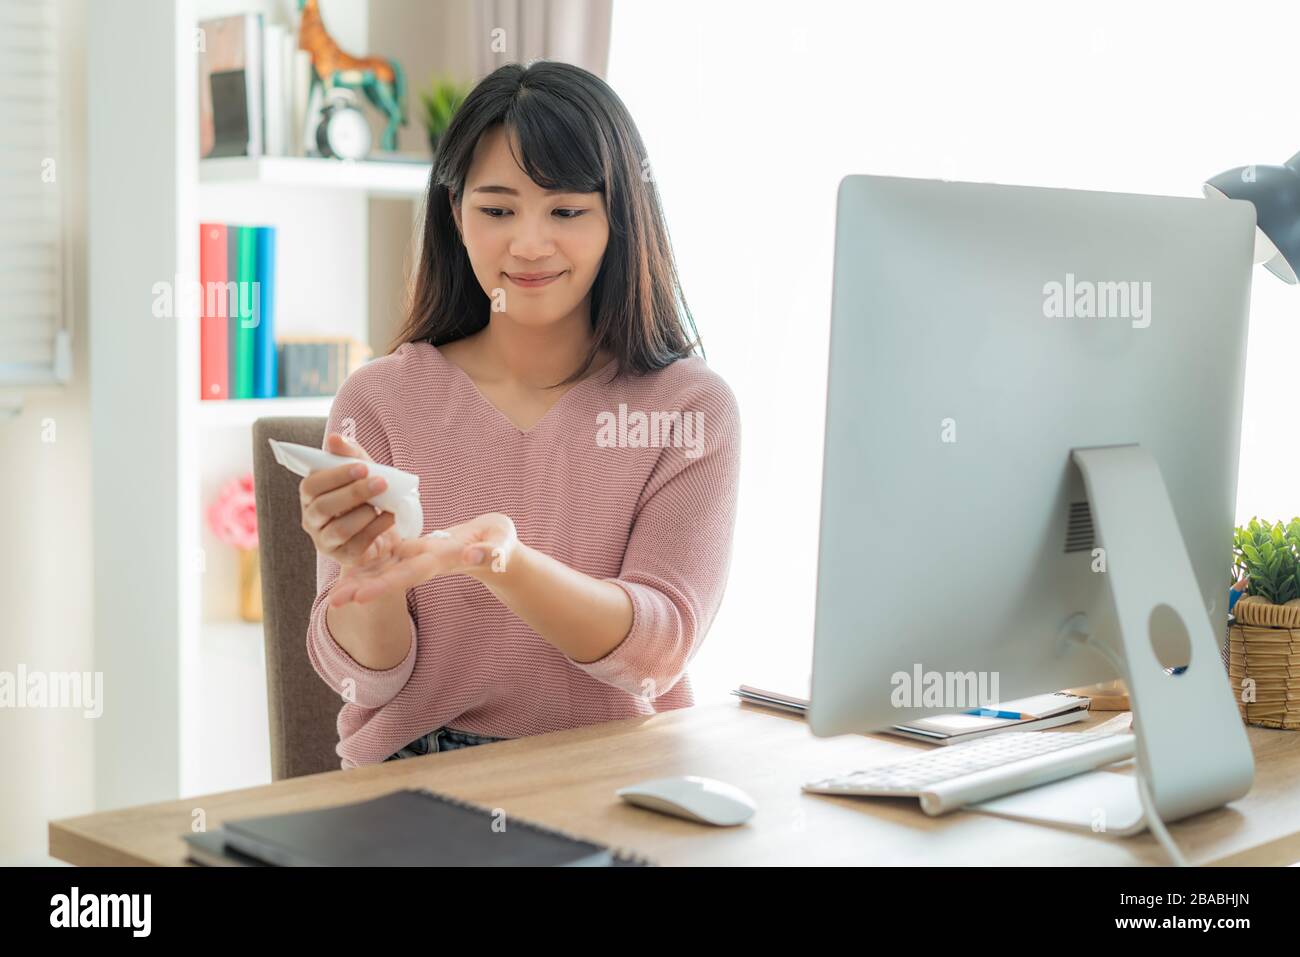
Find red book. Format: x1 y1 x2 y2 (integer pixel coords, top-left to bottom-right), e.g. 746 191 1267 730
199 222 229 399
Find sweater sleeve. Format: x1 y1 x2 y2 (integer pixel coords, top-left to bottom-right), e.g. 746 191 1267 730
303 370 418 709
568 376 741 698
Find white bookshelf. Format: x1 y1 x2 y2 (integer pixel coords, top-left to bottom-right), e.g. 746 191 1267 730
197 395 335 428
195 621 272 795
200 156 431 197
88 0 429 808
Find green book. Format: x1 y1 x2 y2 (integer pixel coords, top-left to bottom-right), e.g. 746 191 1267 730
234 225 258 399
227 225 239 390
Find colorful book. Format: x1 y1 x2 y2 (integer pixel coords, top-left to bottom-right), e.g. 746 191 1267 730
253 226 277 398
204 222 382 401
234 225 258 398
199 223 228 400
226 225 240 391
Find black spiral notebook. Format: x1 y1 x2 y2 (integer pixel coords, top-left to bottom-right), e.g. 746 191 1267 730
183 788 655 867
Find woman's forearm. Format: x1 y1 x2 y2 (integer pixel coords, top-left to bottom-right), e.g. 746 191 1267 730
470 542 633 663
325 585 413 670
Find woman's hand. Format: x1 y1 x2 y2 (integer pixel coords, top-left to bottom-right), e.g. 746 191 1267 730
300 432 400 571
328 512 519 607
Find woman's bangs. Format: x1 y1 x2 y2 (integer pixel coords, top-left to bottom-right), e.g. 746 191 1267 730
504 97 606 197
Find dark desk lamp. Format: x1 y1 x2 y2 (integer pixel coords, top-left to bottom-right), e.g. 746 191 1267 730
1204 152 1300 283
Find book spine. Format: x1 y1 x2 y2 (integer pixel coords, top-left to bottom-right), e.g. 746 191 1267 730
281 30 296 156
245 14 264 158
308 342 324 396
282 343 301 396
291 50 313 157
198 223 228 400
226 225 239 391
262 24 285 157
253 226 277 397
235 225 258 399
330 340 343 393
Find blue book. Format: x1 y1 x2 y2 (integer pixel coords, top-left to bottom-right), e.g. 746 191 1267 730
253 225 277 398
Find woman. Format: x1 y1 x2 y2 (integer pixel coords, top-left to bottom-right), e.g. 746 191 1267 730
298 61 740 769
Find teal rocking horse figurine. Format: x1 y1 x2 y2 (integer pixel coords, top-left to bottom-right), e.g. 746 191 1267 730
297 0 407 151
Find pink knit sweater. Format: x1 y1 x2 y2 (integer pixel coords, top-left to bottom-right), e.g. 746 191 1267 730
305 341 741 769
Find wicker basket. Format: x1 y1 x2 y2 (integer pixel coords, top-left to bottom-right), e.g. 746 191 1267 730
1228 596 1300 730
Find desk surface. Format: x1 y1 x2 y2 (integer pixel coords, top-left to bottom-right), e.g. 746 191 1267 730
50 701 1300 866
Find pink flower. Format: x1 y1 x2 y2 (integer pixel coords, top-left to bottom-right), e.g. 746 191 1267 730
207 473 258 550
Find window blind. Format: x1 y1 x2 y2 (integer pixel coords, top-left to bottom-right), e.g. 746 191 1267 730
0 0 71 386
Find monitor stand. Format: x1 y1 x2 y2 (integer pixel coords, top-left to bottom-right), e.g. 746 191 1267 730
971 446 1254 845
1067 445 1254 827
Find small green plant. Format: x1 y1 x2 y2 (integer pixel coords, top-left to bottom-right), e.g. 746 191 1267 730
419 75 470 142
1231 517 1300 605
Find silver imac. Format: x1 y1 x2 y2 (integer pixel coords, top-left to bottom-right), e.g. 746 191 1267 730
809 174 1256 824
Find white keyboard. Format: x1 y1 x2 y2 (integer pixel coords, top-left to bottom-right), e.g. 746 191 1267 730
803 729 1136 816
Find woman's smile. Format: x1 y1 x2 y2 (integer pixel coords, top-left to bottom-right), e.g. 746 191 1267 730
504 270 567 288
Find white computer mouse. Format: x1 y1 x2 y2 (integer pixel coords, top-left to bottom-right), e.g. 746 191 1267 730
616 775 757 826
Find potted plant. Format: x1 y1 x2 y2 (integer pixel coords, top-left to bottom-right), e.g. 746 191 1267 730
1228 517 1300 729
419 75 470 157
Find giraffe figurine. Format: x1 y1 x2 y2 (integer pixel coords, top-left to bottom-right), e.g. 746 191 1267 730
297 0 407 152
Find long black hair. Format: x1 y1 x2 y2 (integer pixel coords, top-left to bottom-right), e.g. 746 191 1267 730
391 60 703 387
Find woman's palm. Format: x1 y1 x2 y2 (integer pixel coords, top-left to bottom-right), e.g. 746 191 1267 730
329 512 517 606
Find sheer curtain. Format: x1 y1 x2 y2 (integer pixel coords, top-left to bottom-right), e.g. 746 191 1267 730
472 0 614 78
608 0 1300 705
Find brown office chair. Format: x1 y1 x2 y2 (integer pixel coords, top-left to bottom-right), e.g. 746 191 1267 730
251 417 342 779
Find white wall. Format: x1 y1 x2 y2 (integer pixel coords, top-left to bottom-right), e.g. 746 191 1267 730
608 0 1300 701
0 0 92 862
368 0 477 155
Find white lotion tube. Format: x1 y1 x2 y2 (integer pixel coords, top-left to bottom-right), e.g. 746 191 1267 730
268 438 424 540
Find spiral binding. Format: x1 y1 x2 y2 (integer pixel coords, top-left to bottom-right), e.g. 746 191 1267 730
412 788 657 867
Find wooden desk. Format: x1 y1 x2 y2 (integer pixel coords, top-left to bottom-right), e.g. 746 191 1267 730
49 701 1300 866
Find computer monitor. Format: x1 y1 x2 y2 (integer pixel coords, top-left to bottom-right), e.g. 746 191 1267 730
809 174 1256 823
